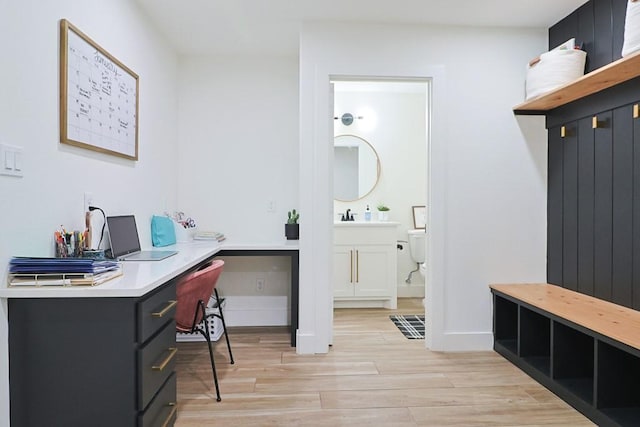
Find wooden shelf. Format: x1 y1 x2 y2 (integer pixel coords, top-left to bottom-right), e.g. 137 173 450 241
513 50 640 114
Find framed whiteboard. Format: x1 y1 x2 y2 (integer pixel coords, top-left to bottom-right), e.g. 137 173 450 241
60 19 139 160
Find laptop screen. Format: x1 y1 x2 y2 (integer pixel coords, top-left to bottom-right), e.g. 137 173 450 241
107 215 142 258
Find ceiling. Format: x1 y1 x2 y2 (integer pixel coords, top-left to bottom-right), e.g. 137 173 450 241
134 0 588 56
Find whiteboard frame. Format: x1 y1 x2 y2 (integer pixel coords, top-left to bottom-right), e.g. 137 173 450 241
60 19 139 160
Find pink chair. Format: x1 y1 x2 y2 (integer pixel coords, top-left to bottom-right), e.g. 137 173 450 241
175 259 234 401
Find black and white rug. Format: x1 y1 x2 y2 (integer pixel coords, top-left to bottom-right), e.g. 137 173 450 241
389 314 425 339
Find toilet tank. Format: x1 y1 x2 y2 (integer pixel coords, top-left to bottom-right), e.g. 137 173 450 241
407 229 426 264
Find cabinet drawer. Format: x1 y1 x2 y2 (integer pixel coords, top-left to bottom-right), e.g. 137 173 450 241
138 280 177 343
139 373 177 427
139 320 177 410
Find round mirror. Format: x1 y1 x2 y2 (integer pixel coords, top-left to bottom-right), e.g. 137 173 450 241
334 134 381 202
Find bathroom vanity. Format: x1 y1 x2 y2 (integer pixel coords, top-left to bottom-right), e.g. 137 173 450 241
333 222 398 309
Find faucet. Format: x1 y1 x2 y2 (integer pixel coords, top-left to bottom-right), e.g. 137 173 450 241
344 209 356 221
339 209 357 221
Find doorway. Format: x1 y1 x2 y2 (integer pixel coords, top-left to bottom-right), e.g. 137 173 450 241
330 78 430 344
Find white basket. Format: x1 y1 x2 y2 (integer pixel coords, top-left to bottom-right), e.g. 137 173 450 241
525 39 586 100
623 0 640 57
176 300 225 342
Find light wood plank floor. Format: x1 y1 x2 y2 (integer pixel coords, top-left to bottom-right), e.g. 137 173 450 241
175 298 594 426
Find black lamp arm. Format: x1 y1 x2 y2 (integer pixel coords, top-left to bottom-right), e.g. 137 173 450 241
89 206 106 250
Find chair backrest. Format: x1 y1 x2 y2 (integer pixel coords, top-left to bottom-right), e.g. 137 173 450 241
175 259 225 331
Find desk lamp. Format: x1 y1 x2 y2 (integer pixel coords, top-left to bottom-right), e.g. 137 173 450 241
89 206 106 249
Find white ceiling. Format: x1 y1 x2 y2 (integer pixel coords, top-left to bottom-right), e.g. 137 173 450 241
134 0 588 56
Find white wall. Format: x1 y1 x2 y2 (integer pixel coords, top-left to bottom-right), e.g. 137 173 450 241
176 55 299 243
0 1 179 424
176 55 299 325
333 88 427 294
299 22 548 354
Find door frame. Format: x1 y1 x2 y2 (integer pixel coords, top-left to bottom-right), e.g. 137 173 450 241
297 67 447 354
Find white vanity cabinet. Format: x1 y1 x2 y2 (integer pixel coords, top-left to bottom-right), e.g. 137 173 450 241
333 222 398 309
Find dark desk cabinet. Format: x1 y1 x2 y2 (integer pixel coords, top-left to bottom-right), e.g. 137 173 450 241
9 279 179 427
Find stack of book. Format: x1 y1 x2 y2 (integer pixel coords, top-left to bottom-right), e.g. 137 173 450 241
194 231 226 242
7 257 122 287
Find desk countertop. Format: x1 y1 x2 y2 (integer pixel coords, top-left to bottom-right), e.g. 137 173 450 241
0 239 299 299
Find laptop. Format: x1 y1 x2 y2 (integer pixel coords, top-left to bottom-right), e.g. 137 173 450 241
106 215 178 261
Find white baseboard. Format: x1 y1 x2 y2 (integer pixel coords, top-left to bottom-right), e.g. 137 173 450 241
397 283 425 298
438 331 494 351
223 296 289 327
296 330 321 354
334 299 389 309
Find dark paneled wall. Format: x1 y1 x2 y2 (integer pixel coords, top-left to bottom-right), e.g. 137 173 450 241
548 104 640 308
549 0 626 72
546 0 640 308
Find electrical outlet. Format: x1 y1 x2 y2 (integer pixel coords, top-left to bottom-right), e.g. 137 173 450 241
84 192 93 212
267 200 276 213
256 278 265 292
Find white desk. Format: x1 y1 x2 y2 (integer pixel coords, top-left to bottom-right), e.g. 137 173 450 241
0 241 221 298
0 239 300 298
1 239 299 427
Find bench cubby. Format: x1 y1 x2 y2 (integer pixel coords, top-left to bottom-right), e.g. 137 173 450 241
493 295 518 355
597 341 640 425
553 321 594 404
520 307 551 375
491 283 640 427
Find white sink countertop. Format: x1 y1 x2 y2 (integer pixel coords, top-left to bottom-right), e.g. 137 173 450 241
334 221 400 227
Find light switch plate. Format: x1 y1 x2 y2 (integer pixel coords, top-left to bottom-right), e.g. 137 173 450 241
0 144 23 177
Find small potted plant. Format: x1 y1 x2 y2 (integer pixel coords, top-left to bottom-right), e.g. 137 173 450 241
285 209 300 240
377 203 390 221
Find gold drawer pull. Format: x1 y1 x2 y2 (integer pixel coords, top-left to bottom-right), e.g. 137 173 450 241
152 347 178 371
152 300 177 318
634 104 639 119
160 403 177 427
350 250 353 283
561 126 566 138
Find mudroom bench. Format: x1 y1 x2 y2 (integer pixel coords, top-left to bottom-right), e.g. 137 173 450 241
490 283 640 427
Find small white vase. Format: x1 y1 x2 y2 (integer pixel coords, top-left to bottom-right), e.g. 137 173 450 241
378 211 389 221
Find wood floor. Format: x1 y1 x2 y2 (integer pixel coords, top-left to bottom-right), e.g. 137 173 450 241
174 298 594 426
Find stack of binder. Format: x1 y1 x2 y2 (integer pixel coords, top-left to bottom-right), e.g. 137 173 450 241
194 231 226 242
7 257 122 287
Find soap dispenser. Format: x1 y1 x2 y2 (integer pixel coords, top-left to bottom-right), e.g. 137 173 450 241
364 205 371 221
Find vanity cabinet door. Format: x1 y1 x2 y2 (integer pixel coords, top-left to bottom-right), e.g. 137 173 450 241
334 244 355 297
355 245 393 297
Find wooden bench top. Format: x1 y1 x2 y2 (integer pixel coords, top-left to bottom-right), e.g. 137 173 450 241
490 283 640 351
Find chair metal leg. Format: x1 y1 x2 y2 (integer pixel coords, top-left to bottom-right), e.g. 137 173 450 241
196 300 222 402
214 288 234 364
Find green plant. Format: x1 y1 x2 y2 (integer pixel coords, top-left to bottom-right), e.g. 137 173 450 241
376 203 390 212
287 209 300 224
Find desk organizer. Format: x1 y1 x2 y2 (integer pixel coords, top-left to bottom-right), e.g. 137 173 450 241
8 269 122 287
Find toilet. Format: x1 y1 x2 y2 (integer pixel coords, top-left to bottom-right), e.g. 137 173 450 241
419 262 426 279
407 229 426 283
